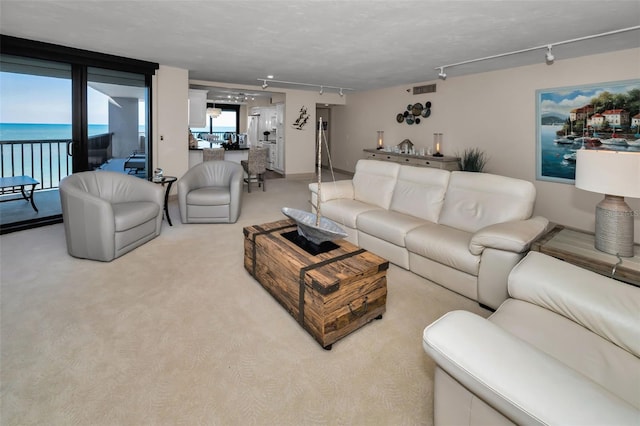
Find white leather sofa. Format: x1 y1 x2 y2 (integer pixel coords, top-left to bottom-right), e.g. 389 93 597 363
309 159 548 310
423 251 640 425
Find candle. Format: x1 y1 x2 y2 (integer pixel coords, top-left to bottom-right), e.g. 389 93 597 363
436 142 440 153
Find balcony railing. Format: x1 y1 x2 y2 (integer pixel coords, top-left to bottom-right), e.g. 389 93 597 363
1 139 72 193
0 133 113 194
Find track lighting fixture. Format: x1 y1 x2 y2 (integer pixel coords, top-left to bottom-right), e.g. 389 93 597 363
434 25 639 79
257 78 354 95
545 45 555 64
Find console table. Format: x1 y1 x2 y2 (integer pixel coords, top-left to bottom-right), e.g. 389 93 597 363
532 225 640 287
362 149 459 171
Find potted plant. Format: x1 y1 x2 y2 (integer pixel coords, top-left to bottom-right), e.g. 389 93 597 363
457 147 488 172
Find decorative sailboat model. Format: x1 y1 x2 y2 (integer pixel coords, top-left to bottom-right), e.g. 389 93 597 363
282 117 348 245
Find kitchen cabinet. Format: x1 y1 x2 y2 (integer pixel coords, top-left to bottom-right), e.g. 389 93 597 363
188 89 208 128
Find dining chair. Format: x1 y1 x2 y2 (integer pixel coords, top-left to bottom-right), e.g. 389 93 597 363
203 147 225 161
241 146 269 193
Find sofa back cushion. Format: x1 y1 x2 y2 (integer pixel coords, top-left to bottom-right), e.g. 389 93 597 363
509 251 640 358
389 165 450 222
438 172 536 233
352 159 400 209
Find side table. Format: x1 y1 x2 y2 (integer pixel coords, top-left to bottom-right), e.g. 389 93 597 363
150 176 177 226
532 225 640 287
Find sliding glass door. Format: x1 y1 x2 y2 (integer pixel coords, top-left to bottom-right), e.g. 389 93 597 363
0 35 158 233
87 67 149 176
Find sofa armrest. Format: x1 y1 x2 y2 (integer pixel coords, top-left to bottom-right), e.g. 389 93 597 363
309 179 354 202
469 216 549 255
423 310 639 425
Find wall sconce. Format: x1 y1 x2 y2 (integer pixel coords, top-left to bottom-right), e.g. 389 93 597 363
377 131 384 150
575 149 640 257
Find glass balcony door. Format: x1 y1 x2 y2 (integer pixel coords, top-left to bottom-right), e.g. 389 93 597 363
0 55 73 232
0 57 152 233
86 67 149 177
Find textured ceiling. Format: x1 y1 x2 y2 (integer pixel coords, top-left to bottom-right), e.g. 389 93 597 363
1 0 639 95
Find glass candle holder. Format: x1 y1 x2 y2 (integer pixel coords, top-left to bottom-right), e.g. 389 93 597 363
377 131 384 149
433 133 443 157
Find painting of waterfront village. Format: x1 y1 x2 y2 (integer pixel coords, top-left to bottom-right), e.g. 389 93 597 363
536 79 640 183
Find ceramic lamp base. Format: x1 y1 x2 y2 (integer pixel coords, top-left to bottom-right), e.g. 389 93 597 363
594 194 634 257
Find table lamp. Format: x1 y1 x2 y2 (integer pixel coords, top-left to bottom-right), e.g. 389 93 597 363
575 149 640 257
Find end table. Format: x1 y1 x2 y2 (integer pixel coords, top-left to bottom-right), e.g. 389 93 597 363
150 176 177 226
533 225 640 287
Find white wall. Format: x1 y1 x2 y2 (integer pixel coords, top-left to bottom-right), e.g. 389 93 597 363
332 48 640 242
153 65 189 190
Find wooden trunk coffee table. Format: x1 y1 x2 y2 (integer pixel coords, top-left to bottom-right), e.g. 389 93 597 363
244 219 388 350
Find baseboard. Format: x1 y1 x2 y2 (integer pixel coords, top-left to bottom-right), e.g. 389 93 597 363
284 172 314 180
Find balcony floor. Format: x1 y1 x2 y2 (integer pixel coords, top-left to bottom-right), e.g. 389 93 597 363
0 188 62 232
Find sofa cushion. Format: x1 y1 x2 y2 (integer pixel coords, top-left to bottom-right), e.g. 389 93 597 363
357 209 426 247
405 222 480 276
187 187 231 206
112 201 159 232
352 159 399 209
508 251 640 358
438 172 536 233
491 298 640 409
389 166 449 222
320 199 382 229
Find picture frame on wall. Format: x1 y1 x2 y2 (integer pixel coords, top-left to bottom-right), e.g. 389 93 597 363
535 79 640 184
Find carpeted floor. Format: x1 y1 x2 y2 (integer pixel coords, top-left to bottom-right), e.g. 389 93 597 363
0 174 489 426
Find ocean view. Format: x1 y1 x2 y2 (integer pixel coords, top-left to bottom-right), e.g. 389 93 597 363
0 123 135 141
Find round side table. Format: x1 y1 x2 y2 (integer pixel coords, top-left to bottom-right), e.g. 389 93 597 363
150 176 177 226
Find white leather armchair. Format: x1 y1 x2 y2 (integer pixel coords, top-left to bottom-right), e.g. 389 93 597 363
177 160 243 223
423 251 640 425
59 171 163 262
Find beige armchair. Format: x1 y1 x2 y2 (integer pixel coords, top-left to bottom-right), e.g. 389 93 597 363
59 171 163 262
177 160 243 223
241 146 268 192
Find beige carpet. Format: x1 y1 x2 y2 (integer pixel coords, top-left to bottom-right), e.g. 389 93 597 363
0 174 489 426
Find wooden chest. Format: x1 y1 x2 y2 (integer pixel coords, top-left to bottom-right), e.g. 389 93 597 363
243 219 388 349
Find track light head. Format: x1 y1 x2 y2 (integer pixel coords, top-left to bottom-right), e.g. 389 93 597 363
438 67 447 80
545 45 555 64
261 80 268 89
319 86 323 95
339 88 344 97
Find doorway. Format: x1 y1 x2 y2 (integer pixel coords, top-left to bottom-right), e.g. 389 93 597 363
316 107 331 169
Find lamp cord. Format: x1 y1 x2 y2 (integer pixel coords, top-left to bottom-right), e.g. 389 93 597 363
611 253 622 279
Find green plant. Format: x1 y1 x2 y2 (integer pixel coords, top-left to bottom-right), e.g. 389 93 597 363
457 147 488 172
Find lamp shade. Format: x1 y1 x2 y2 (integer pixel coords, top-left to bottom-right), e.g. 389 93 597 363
575 150 640 198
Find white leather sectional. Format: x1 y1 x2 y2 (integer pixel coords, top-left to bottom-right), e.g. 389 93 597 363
310 159 548 310
423 252 640 425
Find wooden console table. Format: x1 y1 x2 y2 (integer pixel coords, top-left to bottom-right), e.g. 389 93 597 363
532 225 640 287
362 149 459 171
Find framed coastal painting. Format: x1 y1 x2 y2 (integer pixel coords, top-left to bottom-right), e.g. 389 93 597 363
535 79 640 183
